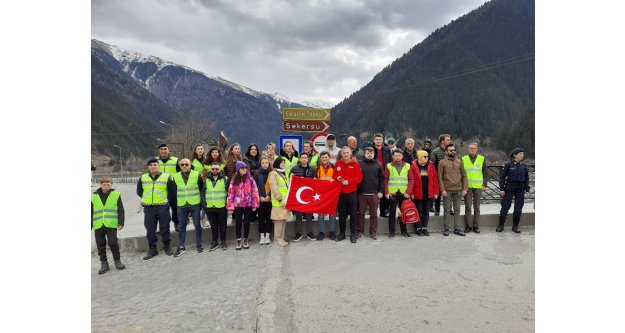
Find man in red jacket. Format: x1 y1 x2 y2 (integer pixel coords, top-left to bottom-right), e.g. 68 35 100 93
333 146 363 243
410 150 439 236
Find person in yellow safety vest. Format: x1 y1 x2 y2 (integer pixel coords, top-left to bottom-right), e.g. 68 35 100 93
157 143 181 232
137 158 177 260
172 158 205 257
191 144 206 172
461 142 488 234
269 157 292 247
202 162 231 251
91 176 125 274
280 140 299 179
385 149 414 238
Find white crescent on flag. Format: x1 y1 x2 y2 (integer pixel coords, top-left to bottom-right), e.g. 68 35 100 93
295 186 313 204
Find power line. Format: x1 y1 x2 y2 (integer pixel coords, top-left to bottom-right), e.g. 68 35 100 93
370 53 535 97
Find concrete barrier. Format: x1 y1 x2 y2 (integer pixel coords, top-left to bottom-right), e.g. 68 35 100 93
112 212 534 252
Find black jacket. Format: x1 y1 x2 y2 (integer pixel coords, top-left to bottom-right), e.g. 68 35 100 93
373 145 392 169
290 163 316 178
358 158 385 194
403 149 417 165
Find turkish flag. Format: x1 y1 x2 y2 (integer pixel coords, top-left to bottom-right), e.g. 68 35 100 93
285 176 342 214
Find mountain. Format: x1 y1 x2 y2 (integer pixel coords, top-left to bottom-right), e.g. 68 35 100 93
331 0 535 155
91 39 305 162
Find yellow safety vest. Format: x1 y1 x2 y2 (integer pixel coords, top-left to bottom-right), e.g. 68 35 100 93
462 155 485 189
205 177 227 208
173 170 201 206
141 173 170 205
158 156 178 175
270 171 289 207
91 191 120 229
192 158 204 172
283 156 298 179
386 162 410 194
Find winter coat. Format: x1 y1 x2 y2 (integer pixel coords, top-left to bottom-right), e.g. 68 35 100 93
333 157 363 194
290 162 317 179
438 156 468 192
226 176 260 211
410 161 439 199
358 158 384 195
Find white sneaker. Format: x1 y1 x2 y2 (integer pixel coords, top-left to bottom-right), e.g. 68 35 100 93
259 233 266 245
265 233 271 245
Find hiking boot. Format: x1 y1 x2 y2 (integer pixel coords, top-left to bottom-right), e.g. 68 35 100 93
329 232 336 240
422 229 430 236
293 232 303 242
98 261 110 275
209 242 219 251
336 233 346 241
143 247 158 260
243 238 250 249
306 232 315 240
416 229 424 236
164 246 174 256
317 232 325 241
174 246 186 257
512 223 521 233
236 239 242 250
114 260 125 270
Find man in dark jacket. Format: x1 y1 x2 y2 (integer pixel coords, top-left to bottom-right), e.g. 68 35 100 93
290 152 317 241
357 147 384 239
347 136 364 162
372 133 392 217
497 148 531 233
430 134 452 216
202 162 231 250
403 138 417 165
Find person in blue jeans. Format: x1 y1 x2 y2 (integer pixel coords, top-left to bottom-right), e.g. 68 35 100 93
172 158 205 256
497 148 531 233
315 151 337 240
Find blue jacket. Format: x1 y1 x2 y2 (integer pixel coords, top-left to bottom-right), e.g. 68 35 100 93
499 161 530 192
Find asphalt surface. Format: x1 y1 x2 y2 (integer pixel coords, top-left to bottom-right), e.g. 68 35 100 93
92 227 535 333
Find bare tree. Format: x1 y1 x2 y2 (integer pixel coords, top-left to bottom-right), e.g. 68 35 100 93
166 109 217 158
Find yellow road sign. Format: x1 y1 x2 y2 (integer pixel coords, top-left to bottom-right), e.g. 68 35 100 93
282 108 331 121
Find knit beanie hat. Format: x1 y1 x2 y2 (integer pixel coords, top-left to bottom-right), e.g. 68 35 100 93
235 160 248 171
417 150 428 158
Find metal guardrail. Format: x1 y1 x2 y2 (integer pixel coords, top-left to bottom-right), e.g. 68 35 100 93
482 163 535 204
92 164 536 204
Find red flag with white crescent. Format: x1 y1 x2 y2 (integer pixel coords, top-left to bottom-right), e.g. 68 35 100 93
285 175 342 214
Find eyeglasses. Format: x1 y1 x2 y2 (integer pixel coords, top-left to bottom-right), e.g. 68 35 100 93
180 163 190 166
211 168 220 171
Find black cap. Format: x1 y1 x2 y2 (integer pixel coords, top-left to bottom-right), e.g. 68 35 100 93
327 134 335 140
510 147 524 158
147 158 159 165
158 143 168 148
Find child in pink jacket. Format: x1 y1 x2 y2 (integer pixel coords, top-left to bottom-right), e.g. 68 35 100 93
227 161 260 250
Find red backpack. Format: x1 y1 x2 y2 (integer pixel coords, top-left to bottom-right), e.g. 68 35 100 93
400 200 420 224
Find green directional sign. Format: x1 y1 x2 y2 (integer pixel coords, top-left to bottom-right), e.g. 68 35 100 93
282 108 331 121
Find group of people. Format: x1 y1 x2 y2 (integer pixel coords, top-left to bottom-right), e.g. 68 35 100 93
91 133 531 274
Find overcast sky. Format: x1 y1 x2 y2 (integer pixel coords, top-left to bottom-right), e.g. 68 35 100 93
92 0 486 106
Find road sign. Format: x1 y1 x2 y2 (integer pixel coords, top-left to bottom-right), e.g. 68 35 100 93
311 133 328 153
279 135 303 153
282 108 330 121
282 120 330 133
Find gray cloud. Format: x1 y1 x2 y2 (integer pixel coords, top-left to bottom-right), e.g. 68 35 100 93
92 0 486 105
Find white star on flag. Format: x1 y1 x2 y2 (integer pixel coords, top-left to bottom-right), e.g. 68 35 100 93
313 193 321 201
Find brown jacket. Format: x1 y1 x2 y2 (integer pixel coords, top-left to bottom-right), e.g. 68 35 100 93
438 156 468 192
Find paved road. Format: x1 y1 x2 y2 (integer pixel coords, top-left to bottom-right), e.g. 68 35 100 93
92 227 534 333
